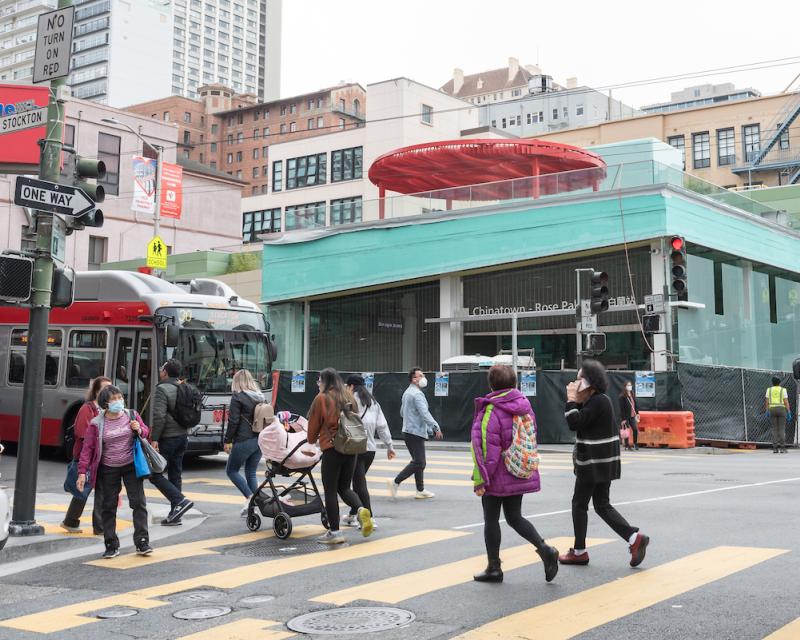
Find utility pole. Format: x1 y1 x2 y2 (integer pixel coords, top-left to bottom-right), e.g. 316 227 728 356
10 0 73 536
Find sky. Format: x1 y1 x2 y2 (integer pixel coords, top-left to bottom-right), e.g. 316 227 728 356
281 0 799 108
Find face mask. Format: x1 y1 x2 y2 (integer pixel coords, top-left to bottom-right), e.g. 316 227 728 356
108 400 125 413
418 377 428 389
577 378 590 392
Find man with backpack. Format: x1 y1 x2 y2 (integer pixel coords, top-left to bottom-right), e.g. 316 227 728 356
150 359 196 526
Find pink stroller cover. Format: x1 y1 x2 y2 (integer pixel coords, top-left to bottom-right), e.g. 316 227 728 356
258 414 321 469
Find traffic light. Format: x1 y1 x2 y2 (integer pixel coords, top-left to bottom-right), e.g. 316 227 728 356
670 236 687 301
68 156 106 231
590 271 609 313
51 267 75 308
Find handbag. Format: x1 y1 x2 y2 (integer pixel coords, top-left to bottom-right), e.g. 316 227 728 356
138 436 167 474
64 460 92 501
133 439 151 478
620 425 632 448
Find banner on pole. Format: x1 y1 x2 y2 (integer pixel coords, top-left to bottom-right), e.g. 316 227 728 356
159 162 183 219
132 156 156 214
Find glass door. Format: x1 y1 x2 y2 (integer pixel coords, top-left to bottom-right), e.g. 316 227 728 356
112 330 137 408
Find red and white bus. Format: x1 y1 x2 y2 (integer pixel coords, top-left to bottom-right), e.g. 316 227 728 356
0 271 276 457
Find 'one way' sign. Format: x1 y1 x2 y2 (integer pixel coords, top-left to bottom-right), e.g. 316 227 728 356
14 177 95 217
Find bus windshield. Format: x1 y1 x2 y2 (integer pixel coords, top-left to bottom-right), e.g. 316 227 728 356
159 308 271 393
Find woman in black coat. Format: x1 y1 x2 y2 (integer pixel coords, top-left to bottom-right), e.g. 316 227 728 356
559 359 649 568
618 382 639 451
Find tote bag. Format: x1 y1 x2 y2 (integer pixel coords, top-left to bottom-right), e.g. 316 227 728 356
64 460 92 501
133 439 151 478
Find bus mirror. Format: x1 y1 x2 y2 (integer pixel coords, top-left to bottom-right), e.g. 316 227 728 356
165 324 180 347
268 334 278 362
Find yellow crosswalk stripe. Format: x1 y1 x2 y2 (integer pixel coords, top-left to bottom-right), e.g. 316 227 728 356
145 488 243 506
0 529 467 634
181 478 415 499
176 618 295 640
452 545 788 640
763 617 800 639
85 525 324 570
312 537 613 605
42 516 131 538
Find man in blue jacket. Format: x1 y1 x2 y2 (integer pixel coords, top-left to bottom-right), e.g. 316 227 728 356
388 367 443 499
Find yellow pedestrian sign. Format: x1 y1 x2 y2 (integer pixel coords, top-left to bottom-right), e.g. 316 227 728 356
146 235 167 270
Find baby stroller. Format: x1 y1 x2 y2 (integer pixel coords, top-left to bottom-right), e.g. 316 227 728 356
246 413 327 539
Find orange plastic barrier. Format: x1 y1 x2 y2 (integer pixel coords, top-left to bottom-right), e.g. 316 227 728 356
636 411 695 449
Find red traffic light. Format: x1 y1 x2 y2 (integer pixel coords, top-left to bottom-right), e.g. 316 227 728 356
671 236 684 251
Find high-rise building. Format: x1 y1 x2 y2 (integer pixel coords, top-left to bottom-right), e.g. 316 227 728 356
0 0 281 106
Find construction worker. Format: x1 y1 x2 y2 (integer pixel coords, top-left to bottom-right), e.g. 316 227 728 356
764 376 791 454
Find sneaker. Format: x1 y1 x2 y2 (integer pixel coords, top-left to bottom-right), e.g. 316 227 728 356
370 518 378 530
357 507 373 538
59 522 81 534
558 548 590 565
415 489 435 499
316 530 345 545
102 547 119 559
341 514 358 527
160 517 183 527
387 479 399 499
167 498 194 523
241 499 250 518
136 544 153 556
629 533 650 567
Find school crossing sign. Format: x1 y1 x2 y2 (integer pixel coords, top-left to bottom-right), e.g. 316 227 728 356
147 236 167 270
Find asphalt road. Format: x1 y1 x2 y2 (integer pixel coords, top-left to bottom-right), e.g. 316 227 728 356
0 445 798 640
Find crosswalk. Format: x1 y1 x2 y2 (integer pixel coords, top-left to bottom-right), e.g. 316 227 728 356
1 450 795 639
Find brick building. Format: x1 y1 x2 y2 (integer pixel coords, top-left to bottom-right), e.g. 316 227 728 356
126 83 366 195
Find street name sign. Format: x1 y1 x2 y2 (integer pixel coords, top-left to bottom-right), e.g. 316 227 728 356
147 236 168 270
0 107 47 136
14 177 94 217
33 6 75 84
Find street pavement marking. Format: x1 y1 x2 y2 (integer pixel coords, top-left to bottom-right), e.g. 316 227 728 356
763 617 800 639
366 474 473 487
84 525 324 569
145 488 243 505
452 545 788 640
42 515 131 539
312 537 612 605
0 529 466 634
176 618 295 640
181 477 414 499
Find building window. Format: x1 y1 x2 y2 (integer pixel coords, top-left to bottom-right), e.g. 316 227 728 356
317 116 324 128
252 148 259 159
285 201 326 231
183 149 190 159
211 123 218 134
252 166 258 178
184 112 191 123
236 151 242 162
237 132 244 144
290 103 297 114
331 146 363 182
502 118 507 129
262 145 268 157
210 161 217 169
667 135 685 169
163 111 170 121
743 124 760 162
777 123 790 150
331 196 362 225
421 104 433 125
242 208 281 242
339 98 345 111
692 132 710 169
552 108 559 120
286 153 327 189
183 130 191 145
211 142 217 152
272 160 282 192
563 106 568 118
512 88 522 97
338 118 345 130
307 118 314 129
353 99 360 116
280 123 286 134
716 128 735 166
228 134 233 144
576 105 584 116
227 153 233 163
263 127 269 138
236 170 242 179
88 236 107 271
280 105 286 116
253 128 259 139
97 132 120 195
290 122 297 132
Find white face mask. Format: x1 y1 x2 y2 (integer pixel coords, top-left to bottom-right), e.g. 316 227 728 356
577 378 590 392
417 377 428 389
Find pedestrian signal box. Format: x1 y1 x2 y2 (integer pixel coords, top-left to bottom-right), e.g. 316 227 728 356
0 254 34 303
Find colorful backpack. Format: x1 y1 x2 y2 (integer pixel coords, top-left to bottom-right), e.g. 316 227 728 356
503 413 540 479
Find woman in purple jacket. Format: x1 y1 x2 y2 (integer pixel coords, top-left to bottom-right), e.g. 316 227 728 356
471 365 559 583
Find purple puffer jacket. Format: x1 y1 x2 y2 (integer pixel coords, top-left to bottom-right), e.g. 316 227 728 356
471 388 540 497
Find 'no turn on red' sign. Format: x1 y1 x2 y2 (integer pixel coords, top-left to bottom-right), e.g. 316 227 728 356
33 6 75 84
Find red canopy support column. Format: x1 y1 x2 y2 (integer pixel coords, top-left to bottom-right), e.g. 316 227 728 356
446 199 453 211
379 187 386 219
531 157 541 199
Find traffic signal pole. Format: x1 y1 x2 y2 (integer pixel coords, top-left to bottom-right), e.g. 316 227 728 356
9 0 71 536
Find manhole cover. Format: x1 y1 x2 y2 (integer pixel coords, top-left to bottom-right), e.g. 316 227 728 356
287 607 415 635
167 589 227 604
173 606 232 620
664 472 714 477
238 594 276 607
95 607 138 619
221 539 327 557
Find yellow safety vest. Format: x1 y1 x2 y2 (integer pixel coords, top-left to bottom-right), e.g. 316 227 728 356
768 386 785 408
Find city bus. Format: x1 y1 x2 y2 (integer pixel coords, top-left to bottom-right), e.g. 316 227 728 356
0 271 277 458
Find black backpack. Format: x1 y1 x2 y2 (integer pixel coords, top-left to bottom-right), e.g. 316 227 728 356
167 381 203 429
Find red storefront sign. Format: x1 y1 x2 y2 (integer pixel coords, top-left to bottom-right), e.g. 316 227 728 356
0 84 50 168
159 162 183 219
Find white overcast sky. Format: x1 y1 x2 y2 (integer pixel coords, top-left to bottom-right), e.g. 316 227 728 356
281 0 799 108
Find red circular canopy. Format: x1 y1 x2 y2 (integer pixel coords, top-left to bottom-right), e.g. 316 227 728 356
368 138 606 200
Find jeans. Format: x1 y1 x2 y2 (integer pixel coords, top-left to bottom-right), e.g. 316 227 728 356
148 435 187 509
63 467 103 531
394 432 427 491
482 494 546 559
226 437 262 498
321 448 362 531
572 478 637 550
769 406 787 449
98 463 149 550
349 451 376 516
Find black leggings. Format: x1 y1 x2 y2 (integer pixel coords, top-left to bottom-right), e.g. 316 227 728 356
349 451 376 516
394 433 427 491
321 448 363 531
571 479 637 550
482 494 546 560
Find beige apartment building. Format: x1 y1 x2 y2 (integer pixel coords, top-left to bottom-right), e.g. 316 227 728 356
535 91 800 189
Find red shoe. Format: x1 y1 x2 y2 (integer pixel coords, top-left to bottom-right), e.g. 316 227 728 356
558 548 589 565
629 533 650 567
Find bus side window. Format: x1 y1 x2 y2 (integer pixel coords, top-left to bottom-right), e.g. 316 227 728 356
66 330 108 388
8 329 62 386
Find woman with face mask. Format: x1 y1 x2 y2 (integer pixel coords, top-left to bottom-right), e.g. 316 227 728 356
76 385 152 559
619 382 639 451
559 359 649 569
